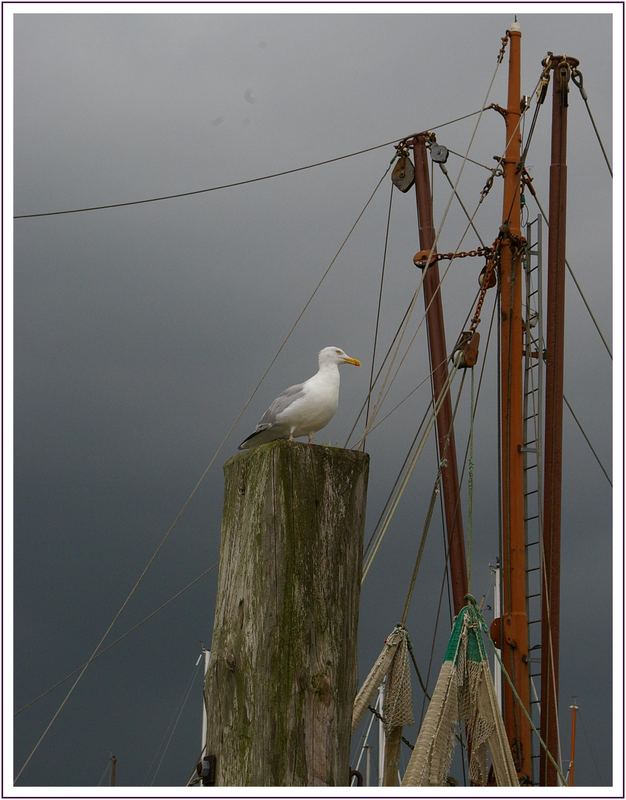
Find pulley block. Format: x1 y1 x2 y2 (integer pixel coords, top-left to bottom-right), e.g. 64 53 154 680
479 264 497 288
413 249 438 269
430 143 449 164
453 331 480 368
391 154 415 193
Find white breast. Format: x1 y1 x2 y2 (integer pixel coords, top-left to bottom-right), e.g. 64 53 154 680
275 366 340 436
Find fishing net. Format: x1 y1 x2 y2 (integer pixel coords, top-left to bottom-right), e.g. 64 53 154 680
352 624 414 786
401 600 519 787
352 625 412 732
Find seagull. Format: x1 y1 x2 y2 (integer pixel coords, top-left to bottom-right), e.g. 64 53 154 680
238 346 361 450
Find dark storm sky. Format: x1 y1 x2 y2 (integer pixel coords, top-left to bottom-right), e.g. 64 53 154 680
10 7 615 791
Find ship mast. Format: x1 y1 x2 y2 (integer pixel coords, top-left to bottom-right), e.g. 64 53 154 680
411 134 468 614
538 51 578 786
497 20 533 782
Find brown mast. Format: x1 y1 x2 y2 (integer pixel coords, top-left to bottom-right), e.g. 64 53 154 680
496 21 532 782
540 53 578 786
411 134 468 614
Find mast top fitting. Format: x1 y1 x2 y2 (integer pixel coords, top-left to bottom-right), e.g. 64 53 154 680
541 53 580 70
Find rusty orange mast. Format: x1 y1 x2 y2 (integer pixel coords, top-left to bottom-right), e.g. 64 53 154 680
495 21 533 782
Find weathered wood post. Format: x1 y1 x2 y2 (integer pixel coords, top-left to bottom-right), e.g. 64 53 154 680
204 439 369 786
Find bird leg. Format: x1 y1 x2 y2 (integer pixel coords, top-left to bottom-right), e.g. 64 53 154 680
307 433 314 444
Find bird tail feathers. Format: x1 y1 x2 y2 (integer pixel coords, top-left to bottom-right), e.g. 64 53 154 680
238 427 287 450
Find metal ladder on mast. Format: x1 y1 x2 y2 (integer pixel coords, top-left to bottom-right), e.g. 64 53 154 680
521 214 544 782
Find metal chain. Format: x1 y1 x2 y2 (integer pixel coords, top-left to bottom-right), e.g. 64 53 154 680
479 168 502 201
468 246 500 335
414 245 495 268
497 32 510 64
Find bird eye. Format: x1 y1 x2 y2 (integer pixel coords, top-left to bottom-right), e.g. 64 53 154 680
335 349 342 354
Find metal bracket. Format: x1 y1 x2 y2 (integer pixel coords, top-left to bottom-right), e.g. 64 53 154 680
197 754 216 786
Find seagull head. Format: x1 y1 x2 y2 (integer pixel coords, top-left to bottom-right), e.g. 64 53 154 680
318 346 361 368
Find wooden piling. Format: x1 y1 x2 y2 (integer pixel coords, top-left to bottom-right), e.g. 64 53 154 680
204 440 369 786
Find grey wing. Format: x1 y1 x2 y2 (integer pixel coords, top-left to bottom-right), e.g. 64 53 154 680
257 382 306 427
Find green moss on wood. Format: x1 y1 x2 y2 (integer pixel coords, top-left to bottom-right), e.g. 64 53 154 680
206 440 368 786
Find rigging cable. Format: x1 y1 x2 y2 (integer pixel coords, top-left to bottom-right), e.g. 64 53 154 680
576 709 605 784
361 363 461 582
96 755 114 787
350 699 378 779
419 552 450 727
443 147 496 172
147 656 204 785
563 394 612 485
437 163 488 247
522 177 612 360
15 563 217 717
571 67 613 177
354 356 449 445
359 39 510 439
417 290 498 724
484 616 568 785
362 400 433 560
467 366 476 590
364 70 541 440
14 109 491 219
361 278 496 564
501 69 552 228
185 745 207 787
399 369 469 627
350 36 524 454
363 182 394 452
344 296 421 447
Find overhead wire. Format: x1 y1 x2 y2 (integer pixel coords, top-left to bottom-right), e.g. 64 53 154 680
14 108 491 220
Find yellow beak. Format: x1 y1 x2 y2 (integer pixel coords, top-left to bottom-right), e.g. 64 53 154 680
342 356 361 367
